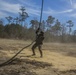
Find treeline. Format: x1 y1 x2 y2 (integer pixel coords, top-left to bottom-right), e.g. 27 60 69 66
0 24 35 40
0 6 76 43
0 19 76 43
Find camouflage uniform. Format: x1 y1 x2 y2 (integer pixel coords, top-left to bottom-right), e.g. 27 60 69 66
32 29 44 57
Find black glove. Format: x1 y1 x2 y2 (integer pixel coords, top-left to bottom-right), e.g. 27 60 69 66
36 28 40 34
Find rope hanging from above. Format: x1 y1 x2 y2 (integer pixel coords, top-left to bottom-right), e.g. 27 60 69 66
39 0 44 29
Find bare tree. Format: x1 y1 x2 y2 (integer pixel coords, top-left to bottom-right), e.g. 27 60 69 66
61 23 67 42
19 6 29 26
46 16 55 30
30 19 39 30
6 16 13 24
0 19 3 25
51 19 61 36
67 20 74 35
14 17 19 25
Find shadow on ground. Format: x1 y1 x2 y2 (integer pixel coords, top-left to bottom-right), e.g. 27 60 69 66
0 58 76 75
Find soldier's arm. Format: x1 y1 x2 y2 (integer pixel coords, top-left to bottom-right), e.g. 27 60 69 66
36 28 40 34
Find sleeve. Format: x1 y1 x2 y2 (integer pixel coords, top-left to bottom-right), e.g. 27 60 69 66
36 28 40 34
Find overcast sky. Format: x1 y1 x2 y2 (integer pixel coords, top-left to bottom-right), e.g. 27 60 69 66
0 0 76 29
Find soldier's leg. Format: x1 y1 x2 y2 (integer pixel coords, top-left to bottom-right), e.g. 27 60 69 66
32 43 37 55
38 45 43 57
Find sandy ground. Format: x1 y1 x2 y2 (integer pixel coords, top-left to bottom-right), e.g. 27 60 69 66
0 39 76 75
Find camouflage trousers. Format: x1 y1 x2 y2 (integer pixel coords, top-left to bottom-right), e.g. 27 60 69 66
32 43 43 57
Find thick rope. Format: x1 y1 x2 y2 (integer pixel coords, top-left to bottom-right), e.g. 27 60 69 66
0 41 34 67
39 0 44 29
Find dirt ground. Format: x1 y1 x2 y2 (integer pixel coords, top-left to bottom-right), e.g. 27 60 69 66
0 39 76 75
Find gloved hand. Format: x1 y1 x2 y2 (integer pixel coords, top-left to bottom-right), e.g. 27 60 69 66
37 28 40 31
36 28 40 34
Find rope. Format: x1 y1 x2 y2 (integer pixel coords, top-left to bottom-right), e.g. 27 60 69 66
39 0 44 29
0 41 34 67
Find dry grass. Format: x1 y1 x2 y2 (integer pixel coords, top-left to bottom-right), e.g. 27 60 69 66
0 38 76 72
